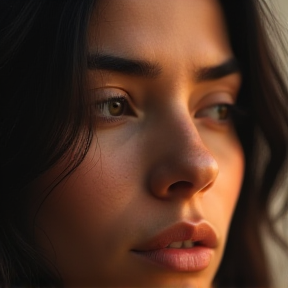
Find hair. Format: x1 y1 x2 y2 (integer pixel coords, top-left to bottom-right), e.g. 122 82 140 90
0 0 287 287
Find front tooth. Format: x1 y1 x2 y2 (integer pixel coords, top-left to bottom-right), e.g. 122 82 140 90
169 241 182 248
183 240 194 248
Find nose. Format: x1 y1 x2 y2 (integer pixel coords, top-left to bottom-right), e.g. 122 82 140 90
147 110 219 200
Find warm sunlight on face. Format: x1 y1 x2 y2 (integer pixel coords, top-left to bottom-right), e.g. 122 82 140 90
32 0 244 287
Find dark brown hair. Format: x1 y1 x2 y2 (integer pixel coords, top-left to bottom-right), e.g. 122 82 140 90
216 0 288 287
0 0 287 287
0 0 95 286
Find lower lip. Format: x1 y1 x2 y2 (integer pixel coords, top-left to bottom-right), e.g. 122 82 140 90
133 246 213 272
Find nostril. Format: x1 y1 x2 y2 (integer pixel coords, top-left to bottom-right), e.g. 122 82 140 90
169 181 193 193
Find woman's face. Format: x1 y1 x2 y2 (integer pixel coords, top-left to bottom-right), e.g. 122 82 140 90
32 0 244 287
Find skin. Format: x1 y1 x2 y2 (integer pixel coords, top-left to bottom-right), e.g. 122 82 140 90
31 0 244 287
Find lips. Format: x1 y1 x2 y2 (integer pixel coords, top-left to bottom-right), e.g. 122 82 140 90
132 221 218 272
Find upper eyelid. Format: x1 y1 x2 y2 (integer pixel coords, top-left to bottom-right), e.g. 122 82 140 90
96 94 128 103
90 87 130 102
193 91 236 112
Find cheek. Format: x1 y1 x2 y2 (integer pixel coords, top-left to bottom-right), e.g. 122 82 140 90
204 135 244 240
31 138 139 253
30 147 137 281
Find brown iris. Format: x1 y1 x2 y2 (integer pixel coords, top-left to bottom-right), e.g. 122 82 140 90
108 99 125 116
217 105 229 120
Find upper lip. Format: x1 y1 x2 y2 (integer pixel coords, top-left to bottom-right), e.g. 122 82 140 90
133 221 218 251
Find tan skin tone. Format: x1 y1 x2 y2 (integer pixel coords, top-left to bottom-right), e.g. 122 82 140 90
31 0 244 287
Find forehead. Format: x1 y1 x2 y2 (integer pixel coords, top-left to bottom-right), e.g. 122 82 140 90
88 0 232 70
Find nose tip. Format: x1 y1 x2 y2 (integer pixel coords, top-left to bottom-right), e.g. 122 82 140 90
147 132 219 200
185 148 219 193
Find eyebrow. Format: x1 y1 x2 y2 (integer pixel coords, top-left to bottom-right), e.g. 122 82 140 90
87 53 162 78
87 53 240 81
195 58 240 82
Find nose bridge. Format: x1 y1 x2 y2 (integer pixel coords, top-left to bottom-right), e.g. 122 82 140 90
147 104 219 199
166 108 218 177
156 100 206 159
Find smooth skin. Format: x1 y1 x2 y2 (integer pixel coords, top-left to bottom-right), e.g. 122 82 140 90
31 0 244 287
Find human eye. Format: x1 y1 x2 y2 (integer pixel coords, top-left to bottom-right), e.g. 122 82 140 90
97 96 128 118
195 103 234 123
92 88 135 125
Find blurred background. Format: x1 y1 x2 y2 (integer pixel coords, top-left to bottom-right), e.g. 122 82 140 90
276 0 288 15
276 0 288 13
264 1 288 287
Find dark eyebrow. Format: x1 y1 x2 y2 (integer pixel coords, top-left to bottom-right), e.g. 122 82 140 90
87 53 239 81
195 58 240 82
87 53 162 78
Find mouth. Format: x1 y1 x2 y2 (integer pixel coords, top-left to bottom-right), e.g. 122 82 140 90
131 221 217 272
